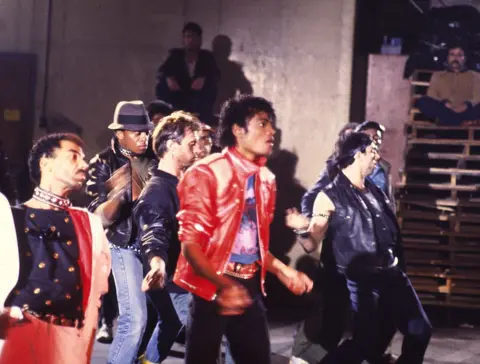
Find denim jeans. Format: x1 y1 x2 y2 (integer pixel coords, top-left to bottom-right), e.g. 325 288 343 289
144 288 189 363
98 272 118 328
416 96 480 125
108 247 148 364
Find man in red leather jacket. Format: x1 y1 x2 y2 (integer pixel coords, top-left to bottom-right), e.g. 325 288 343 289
173 95 313 364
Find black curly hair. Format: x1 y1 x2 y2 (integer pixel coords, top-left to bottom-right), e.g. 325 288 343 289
28 133 84 185
183 22 202 36
327 132 373 178
217 95 276 148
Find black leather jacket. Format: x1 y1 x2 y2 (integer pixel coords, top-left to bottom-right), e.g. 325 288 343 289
323 172 405 275
133 169 180 278
86 138 154 248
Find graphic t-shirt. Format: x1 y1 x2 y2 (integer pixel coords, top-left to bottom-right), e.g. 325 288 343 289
230 175 260 264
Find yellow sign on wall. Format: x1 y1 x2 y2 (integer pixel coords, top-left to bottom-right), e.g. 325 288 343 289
4 109 21 122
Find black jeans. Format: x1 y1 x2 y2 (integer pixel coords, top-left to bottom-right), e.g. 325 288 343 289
291 269 349 362
322 266 431 364
98 273 118 327
185 274 270 364
416 96 480 125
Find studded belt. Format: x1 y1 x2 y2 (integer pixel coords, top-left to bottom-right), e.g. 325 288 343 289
224 261 260 279
24 310 84 329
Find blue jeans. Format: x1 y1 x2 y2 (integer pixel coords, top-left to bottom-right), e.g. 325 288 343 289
109 247 188 364
416 96 480 125
144 288 189 363
108 247 148 364
145 288 235 363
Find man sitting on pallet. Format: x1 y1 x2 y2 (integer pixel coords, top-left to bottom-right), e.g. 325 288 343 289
416 44 480 126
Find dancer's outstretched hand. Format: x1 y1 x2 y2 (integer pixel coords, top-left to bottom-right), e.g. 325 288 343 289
285 208 310 231
142 257 166 292
278 267 314 295
216 281 252 316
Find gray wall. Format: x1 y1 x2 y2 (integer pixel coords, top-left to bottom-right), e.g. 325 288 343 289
1 0 356 188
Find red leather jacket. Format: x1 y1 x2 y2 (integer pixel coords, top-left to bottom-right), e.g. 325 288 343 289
173 147 277 301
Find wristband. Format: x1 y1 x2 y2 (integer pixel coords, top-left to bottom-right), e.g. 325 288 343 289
294 229 310 239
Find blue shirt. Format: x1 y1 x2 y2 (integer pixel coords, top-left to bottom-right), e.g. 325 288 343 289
230 175 260 264
367 164 388 194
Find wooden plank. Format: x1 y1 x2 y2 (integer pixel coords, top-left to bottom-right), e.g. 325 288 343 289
407 138 480 146
406 122 480 131
410 80 430 87
412 284 449 293
404 243 449 251
407 270 448 278
448 273 480 281
402 229 480 238
403 237 439 244
407 153 480 161
398 198 480 208
404 243 480 253
400 210 451 221
457 213 480 222
430 300 480 309
407 270 480 281
404 167 480 176
407 258 450 265
450 261 480 268
451 287 480 296
396 182 479 191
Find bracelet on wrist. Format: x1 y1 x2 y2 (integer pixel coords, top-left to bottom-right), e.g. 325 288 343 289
294 229 310 239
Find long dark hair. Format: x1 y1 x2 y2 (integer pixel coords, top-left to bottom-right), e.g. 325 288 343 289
327 132 373 179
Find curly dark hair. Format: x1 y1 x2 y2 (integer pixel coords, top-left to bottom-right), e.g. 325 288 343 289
217 95 276 148
328 132 373 178
147 100 173 120
152 111 201 158
28 133 84 185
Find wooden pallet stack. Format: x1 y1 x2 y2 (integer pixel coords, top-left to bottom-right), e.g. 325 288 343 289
396 70 480 309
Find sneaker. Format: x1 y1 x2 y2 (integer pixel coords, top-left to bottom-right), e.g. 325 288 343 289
380 353 398 364
96 324 113 344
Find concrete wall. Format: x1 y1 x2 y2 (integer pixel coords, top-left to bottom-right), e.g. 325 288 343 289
1 0 356 188
365 55 411 187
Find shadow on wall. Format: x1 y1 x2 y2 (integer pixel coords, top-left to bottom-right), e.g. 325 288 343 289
44 113 92 207
15 114 86 202
212 35 253 114
45 113 83 136
266 130 312 312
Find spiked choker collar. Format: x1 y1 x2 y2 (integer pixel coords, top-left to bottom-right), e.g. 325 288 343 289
118 145 144 158
32 187 71 210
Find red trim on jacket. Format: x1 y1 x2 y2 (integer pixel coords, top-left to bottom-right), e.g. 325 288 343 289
68 208 93 312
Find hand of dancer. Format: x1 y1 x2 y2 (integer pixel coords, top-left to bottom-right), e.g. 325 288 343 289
0 306 24 339
452 103 467 113
142 257 166 291
106 164 131 203
167 77 181 91
191 77 205 91
285 208 310 231
277 266 313 295
216 281 252 316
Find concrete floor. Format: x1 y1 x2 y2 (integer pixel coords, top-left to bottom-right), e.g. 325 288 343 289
91 323 480 364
